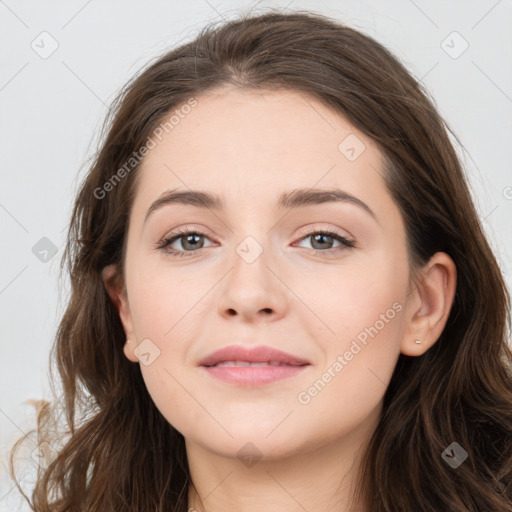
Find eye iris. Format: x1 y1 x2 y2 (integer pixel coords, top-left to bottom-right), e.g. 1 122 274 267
311 233 333 250
182 233 204 250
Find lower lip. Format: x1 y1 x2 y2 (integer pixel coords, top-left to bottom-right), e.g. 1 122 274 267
201 365 309 386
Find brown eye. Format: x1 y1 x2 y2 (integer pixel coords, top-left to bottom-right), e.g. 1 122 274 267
309 233 336 250
294 229 356 257
157 227 355 258
157 228 214 256
176 233 205 251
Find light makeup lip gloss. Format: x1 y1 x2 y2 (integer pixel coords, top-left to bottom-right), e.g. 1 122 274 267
198 344 311 386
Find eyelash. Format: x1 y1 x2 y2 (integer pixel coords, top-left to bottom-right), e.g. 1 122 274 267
156 226 356 258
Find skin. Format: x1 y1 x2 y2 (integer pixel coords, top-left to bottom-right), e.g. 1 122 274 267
103 87 456 511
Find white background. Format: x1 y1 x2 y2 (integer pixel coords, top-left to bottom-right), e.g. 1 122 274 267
1 0 511 509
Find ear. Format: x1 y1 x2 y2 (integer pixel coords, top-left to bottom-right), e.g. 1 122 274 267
102 264 139 363
400 252 457 356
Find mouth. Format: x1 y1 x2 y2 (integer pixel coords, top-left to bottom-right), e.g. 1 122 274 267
198 344 310 367
205 360 306 367
199 345 311 386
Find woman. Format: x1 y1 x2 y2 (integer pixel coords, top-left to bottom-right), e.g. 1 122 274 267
10 9 512 511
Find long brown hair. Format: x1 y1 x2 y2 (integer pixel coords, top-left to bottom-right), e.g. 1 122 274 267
9 9 512 511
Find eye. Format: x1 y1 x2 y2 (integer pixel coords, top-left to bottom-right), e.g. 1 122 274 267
156 226 356 258
293 229 356 257
156 227 215 257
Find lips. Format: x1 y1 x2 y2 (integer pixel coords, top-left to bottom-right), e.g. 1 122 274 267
198 345 310 367
212 361 288 367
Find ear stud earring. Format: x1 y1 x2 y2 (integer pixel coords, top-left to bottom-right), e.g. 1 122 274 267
415 339 422 344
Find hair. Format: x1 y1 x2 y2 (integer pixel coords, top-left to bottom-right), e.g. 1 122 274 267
8 8 512 512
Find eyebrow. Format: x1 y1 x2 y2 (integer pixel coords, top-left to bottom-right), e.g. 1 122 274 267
144 187 377 224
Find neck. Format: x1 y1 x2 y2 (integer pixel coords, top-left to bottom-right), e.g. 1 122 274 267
186 405 380 512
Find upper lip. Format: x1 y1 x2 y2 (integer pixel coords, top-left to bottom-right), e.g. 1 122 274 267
199 345 310 367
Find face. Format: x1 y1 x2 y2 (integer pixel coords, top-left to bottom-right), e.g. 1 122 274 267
111 87 415 460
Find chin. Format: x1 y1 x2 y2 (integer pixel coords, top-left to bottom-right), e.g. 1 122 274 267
191 434 303 463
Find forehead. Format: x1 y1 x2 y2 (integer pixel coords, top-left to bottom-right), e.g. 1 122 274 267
133 87 386 215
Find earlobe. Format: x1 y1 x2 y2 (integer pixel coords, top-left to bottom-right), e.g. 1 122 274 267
122 339 139 364
101 264 139 363
400 252 457 356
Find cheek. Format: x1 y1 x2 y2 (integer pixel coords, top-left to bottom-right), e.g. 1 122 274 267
127 260 206 342
292 269 405 446
125 265 208 434
295 254 406 400
294 250 406 341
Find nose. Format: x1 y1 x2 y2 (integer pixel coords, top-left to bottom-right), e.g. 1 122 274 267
217 241 288 323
